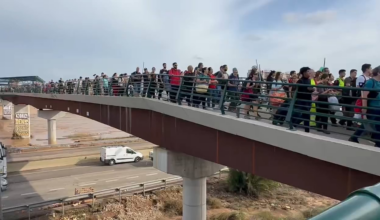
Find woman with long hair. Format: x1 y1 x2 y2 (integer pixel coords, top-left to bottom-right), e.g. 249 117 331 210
241 69 260 119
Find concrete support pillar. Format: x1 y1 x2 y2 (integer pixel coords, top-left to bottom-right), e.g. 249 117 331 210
13 104 30 138
38 110 66 145
1 100 13 120
183 177 207 220
47 119 57 145
153 147 223 220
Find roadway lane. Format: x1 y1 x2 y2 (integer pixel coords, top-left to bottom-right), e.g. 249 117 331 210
2 160 174 208
8 142 156 162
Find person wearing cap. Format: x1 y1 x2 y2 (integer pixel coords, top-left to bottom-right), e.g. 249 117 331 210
227 67 240 111
168 62 182 103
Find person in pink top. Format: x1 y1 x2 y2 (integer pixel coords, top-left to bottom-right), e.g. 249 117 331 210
169 62 182 103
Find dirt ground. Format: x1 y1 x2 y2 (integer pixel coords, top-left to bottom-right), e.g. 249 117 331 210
46 177 338 220
0 106 131 147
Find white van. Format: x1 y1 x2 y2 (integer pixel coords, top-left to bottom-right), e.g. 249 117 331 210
100 146 143 166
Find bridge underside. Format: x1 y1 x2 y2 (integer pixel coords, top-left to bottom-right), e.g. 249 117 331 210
2 95 380 200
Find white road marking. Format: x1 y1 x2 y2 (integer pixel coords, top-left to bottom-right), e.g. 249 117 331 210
49 188 65 192
105 179 119 183
21 192 38 196
126 176 138 179
78 182 96 187
2 196 8 199
146 173 158 176
10 166 87 176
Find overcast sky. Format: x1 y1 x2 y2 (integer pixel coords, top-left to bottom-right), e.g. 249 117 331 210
1 0 379 80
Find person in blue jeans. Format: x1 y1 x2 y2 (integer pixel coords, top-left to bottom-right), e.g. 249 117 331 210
293 67 314 133
350 66 380 146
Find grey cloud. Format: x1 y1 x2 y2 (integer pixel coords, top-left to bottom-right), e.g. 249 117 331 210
193 55 204 60
284 10 337 25
245 34 262 41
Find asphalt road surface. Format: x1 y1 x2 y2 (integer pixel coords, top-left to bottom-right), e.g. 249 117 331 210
8 142 156 162
2 160 173 208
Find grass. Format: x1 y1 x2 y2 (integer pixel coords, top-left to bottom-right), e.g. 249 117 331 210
207 197 223 209
302 207 327 219
161 198 183 216
209 211 247 220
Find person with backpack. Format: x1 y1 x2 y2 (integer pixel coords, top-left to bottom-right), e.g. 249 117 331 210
358 66 380 147
349 64 372 143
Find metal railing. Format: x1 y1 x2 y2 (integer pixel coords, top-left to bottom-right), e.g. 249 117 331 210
2 74 380 147
3 168 229 219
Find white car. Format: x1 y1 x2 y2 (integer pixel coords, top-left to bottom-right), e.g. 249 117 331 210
100 146 143 166
1 177 7 191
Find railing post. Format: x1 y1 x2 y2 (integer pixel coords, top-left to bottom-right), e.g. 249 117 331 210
176 78 184 105
162 179 167 189
285 86 298 130
125 79 131 97
61 201 65 216
219 85 228 115
119 188 122 203
219 170 221 179
92 194 95 207
190 80 195 106
140 184 146 196
146 79 152 98
27 205 31 220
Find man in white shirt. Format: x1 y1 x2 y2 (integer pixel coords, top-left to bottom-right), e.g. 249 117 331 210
349 63 372 143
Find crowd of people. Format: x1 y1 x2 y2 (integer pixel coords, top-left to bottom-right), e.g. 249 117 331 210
2 62 380 147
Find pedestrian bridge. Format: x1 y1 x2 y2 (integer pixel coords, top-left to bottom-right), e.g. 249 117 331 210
1 92 380 200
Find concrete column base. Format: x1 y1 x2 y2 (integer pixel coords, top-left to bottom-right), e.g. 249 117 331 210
153 147 223 220
183 177 207 220
1 100 13 120
13 104 30 138
38 110 66 145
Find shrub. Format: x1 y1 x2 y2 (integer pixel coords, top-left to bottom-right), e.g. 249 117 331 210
302 207 327 219
209 211 247 220
161 198 183 216
227 169 278 197
207 197 223 209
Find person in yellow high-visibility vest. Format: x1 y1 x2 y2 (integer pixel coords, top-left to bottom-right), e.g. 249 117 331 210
309 70 318 127
331 69 346 126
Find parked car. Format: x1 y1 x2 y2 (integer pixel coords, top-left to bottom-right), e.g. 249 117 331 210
1 177 8 191
100 146 143 166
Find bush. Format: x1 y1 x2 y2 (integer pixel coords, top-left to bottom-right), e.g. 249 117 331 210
302 207 327 219
161 198 183 216
207 197 223 209
227 169 278 197
209 211 247 220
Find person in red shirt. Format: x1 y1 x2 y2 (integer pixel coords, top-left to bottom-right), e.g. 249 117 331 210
207 67 218 108
168 62 182 103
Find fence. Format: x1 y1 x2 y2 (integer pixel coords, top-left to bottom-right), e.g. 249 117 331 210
3 168 229 219
2 74 380 146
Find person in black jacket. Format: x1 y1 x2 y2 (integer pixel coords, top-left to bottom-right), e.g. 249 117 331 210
294 67 314 133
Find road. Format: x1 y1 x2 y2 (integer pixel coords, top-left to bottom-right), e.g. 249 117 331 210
8 142 157 162
2 160 174 208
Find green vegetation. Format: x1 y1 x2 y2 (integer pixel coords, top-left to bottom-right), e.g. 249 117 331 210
227 169 278 197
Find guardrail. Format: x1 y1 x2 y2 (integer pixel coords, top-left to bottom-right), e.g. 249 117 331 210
2 73 380 147
3 168 229 219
